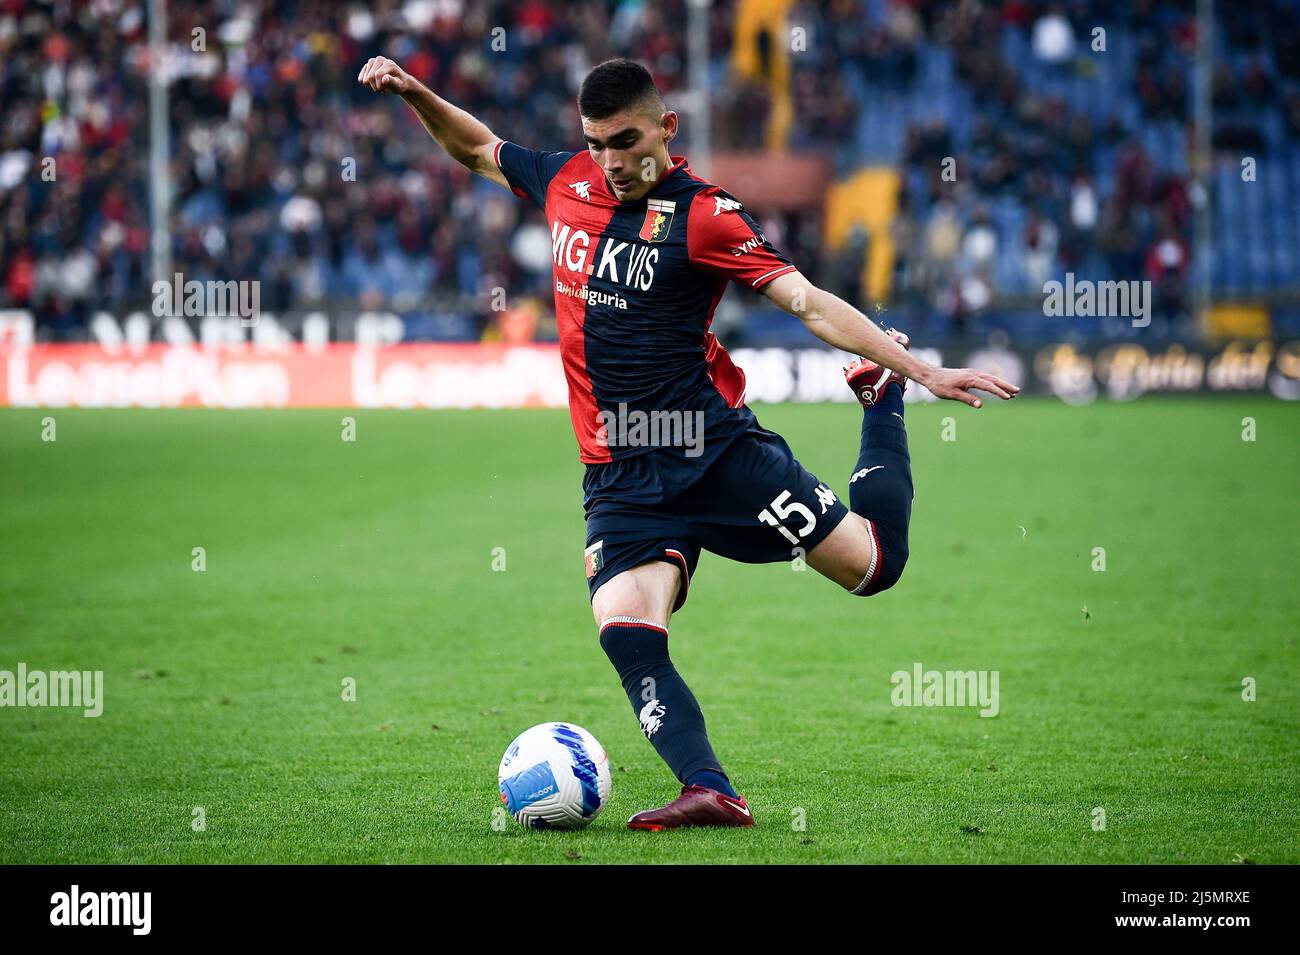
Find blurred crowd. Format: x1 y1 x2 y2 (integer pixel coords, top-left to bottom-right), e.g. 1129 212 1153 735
1 0 1297 343
885 1 1299 337
0 1 717 339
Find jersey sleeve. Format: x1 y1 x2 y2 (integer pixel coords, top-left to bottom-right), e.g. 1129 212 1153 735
493 141 578 210
686 186 797 289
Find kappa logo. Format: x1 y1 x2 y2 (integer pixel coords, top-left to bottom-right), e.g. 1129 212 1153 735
849 465 884 484
569 180 591 200
639 698 666 738
713 196 743 216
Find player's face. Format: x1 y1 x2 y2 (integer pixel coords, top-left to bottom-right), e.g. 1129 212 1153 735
581 108 677 202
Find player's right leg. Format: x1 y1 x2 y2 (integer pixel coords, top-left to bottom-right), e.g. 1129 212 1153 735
585 518 752 830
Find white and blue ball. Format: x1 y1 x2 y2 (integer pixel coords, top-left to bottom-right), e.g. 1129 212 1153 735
498 722 612 829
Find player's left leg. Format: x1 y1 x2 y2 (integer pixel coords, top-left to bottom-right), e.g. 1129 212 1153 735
807 331 914 595
803 407 911 595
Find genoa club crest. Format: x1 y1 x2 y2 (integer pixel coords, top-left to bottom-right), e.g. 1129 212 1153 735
638 198 676 242
584 540 605 579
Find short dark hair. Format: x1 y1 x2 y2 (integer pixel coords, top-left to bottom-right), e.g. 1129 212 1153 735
578 58 665 120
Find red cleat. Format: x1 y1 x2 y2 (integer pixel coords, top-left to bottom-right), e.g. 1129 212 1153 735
844 328 911 407
627 784 755 831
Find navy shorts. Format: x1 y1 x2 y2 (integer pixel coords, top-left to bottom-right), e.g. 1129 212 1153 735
582 426 851 611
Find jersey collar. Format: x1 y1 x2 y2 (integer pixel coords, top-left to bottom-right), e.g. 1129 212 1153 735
646 154 690 196
662 154 690 177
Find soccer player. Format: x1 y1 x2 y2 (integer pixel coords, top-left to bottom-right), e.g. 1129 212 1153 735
358 56 1019 830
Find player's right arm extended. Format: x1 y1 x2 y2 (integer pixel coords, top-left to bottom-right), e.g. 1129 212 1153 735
357 56 507 189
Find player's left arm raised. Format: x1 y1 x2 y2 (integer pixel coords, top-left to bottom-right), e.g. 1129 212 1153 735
761 271 1020 409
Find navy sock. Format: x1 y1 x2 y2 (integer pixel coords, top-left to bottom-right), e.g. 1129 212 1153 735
598 619 736 796
847 381 913 590
685 768 736 796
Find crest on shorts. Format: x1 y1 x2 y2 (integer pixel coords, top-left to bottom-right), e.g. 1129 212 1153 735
638 198 676 242
584 540 605 579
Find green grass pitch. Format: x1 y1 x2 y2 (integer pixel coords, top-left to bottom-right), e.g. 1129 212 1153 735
1 396 1297 864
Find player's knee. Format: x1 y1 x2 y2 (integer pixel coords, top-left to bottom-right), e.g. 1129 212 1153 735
591 561 679 628
850 524 908 596
866 546 908 594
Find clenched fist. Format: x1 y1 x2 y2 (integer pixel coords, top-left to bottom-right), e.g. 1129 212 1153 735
357 57 410 94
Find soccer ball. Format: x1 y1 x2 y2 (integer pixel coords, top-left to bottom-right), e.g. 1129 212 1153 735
498 722 612 829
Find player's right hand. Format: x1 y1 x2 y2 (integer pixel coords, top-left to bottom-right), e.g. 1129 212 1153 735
357 57 410 95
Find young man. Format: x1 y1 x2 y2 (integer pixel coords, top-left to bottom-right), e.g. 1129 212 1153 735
358 56 1018 830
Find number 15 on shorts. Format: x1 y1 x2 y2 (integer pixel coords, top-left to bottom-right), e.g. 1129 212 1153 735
757 487 836 544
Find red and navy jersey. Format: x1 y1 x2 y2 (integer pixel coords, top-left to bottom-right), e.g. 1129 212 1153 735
494 141 796 466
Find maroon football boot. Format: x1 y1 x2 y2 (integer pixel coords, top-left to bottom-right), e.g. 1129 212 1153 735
627 784 755 831
844 328 911 407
